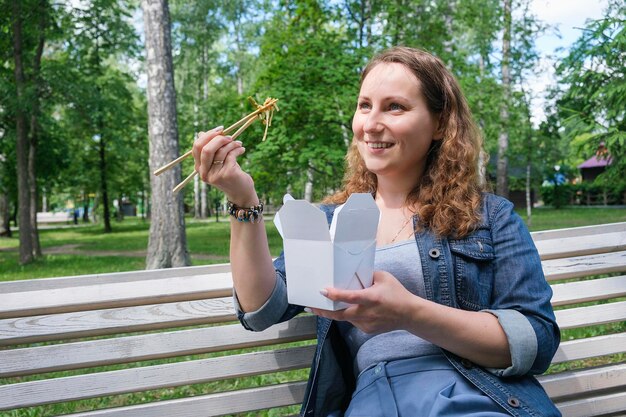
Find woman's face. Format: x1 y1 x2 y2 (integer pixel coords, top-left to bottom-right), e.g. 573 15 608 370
352 62 440 183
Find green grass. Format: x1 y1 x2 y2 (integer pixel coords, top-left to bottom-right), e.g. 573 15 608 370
0 217 283 282
0 254 145 280
517 206 626 231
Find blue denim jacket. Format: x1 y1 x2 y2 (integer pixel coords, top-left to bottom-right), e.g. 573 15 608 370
235 193 561 417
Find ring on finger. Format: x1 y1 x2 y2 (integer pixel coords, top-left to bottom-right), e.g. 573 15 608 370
212 160 224 165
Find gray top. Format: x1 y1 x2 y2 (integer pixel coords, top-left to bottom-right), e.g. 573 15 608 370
337 237 440 375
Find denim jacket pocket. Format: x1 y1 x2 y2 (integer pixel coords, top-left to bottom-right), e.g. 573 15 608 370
449 234 495 311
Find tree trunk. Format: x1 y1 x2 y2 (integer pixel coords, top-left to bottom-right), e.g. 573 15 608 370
200 43 209 218
233 9 244 96
92 9 112 233
12 1 34 264
82 191 90 222
496 0 511 199
442 0 456 67
28 120 41 256
92 194 99 223
98 130 112 232
201 182 208 218
477 52 488 187
117 194 124 221
0 193 11 237
193 83 202 219
525 163 532 226
194 174 201 218
28 0 47 256
304 165 314 202
142 0 190 269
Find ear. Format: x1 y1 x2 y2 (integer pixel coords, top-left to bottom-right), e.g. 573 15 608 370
433 117 445 141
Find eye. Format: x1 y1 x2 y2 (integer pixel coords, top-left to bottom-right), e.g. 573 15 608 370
358 101 371 111
389 102 405 111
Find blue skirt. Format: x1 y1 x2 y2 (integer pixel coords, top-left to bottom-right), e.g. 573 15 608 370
344 354 511 417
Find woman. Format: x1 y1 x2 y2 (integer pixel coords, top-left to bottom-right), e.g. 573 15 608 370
192 46 561 417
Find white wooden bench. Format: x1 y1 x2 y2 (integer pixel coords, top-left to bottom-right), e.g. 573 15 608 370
1 222 625 417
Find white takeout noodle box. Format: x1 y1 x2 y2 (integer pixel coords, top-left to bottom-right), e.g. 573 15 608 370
274 193 380 310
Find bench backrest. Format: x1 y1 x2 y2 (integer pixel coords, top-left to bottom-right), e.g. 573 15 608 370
1 222 625 417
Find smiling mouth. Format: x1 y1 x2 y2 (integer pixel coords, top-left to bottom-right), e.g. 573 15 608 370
367 142 394 149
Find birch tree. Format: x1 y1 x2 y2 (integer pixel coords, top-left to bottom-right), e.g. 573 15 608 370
496 0 512 198
143 0 190 269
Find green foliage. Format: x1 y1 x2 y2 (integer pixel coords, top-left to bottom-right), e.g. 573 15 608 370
540 181 626 208
555 0 626 185
249 1 361 202
540 183 573 209
53 0 145 228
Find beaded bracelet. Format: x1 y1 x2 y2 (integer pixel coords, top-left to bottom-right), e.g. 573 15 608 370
227 201 264 223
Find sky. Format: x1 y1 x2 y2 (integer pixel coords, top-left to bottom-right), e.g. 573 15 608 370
527 0 609 125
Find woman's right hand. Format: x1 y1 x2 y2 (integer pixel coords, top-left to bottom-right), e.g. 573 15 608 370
192 126 258 206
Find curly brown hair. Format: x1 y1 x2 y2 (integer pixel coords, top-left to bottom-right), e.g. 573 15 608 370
324 46 488 238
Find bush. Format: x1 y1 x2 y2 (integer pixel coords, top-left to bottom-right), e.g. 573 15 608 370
540 183 574 208
572 182 626 206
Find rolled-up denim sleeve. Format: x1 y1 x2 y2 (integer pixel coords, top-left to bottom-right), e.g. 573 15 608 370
482 308 538 377
233 270 289 331
487 197 560 375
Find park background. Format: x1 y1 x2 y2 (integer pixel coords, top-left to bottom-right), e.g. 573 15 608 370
1 0 625 275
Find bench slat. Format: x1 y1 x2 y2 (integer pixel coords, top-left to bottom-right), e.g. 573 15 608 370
2 255 623 319
3 295 623 347
556 391 626 417
538 363 626 400
531 222 626 241
0 263 231 293
550 275 626 306
0 316 316 378
551 333 626 364
0 274 234 319
535 231 626 260
554 301 626 330
542 250 626 281
0 345 315 410
65 381 308 417
0 298 236 346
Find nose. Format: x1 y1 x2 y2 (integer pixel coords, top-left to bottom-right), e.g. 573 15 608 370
363 109 383 134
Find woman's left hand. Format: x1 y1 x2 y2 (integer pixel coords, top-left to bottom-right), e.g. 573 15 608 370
311 271 512 369
310 270 418 334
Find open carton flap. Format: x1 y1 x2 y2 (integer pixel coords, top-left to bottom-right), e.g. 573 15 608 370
274 197 329 241
332 193 379 253
272 194 294 238
331 193 379 292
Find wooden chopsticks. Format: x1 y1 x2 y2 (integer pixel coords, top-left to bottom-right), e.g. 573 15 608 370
153 97 279 193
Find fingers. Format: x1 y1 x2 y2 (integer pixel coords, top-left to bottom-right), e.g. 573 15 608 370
192 125 248 184
223 145 246 166
192 126 224 171
322 287 371 306
212 139 244 168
